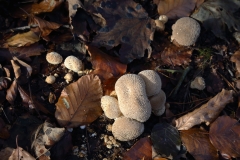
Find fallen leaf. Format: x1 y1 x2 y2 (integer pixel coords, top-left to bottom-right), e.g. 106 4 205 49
180 128 218 160
175 89 234 130
86 45 127 78
123 137 152 160
102 76 119 95
6 80 18 105
29 15 61 38
13 57 32 78
210 116 240 158
153 0 199 19
67 0 83 18
32 121 65 160
10 60 21 79
0 77 10 90
191 0 240 40
91 0 155 63
0 147 14 160
9 146 35 160
151 122 182 159
231 50 240 73
18 85 51 114
11 0 64 18
55 74 103 128
6 31 40 47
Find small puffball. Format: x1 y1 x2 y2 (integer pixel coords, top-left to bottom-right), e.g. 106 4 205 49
171 17 200 46
190 76 205 90
159 15 168 24
115 74 151 122
101 96 122 119
46 52 63 65
138 70 162 96
149 90 166 116
64 56 83 72
112 117 144 141
64 73 73 82
155 20 165 31
45 75 56 84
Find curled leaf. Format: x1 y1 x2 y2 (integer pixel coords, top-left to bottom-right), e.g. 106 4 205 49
175 89 234 130
55 74 103 128
6 80 18 105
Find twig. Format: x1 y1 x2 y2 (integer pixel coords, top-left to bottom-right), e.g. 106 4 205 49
1 107 10 124
172 66 192 98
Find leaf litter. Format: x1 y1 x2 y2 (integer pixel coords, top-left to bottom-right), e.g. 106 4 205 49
0 0 240 159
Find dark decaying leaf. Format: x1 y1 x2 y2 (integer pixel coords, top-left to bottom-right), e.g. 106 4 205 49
231 50 240 73
29 15 61 38
86 45 127 79
151 122 182 159
32 121 65 160
191 0 240 40
6 31 40 47
13 57 32 78
123 137 152 160
9 146 35 160
91 0 155 63
180 128 218 160
205 70 224 95
153 0 200 19
6 80 18 105
210 116 240 158
9 43 45 60
18 85 51 114
175 89 233 130
55 74 103 128
0 77 10 90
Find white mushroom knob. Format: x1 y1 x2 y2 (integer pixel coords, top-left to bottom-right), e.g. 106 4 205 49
101 96 122 119
45 75 56 84
171 17 201 46
64 56 83 72
112 116 144 141
115 74 151 122
190 76 205 90
46 52 63 65
138 70 162 96
159 15 168 24
64 73 73 82
149 89 166 116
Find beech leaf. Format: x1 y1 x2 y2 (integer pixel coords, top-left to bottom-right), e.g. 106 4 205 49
175 89 234 130
55 74 103 128
180 128 218 160
153 0 199 19
123 137 152 160
209 116 240 158
91 0 155 63
6 80 18 105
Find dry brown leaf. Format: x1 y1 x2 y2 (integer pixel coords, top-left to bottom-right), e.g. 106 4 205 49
86 45 127 79
6 79 18 105
55 74 103 128
180 128 218 160
210 115 240 158
32 121 65 159
9 146 35 160
231 50 240 73
123 137 152 160
6 31 40 47
13 57 32 78
91 0 155 63
0 77 10 90
175 89 234 130
10 60 21 79
153 0 199 19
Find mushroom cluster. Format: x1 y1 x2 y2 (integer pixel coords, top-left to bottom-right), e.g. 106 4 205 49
101 70 166 141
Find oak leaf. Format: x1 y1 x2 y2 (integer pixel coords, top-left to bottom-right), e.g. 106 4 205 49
153 0 200 19
91 0 155 63
175 89 234 130
210 116 240 158
55 74 103 128
191 0 240 40
123 137 152 160
180 128 218 160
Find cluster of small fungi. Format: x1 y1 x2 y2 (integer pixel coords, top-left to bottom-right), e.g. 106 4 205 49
101 70 166 141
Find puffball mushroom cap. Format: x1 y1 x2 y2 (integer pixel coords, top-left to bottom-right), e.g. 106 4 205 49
112 116 144 141
138 70 162 96
190 76 205 90
64 56 83 72
115 74 151 122
45 75 56 84
149 89 166 116
46 52 63 65
101 96 122 119
171 17 200 46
